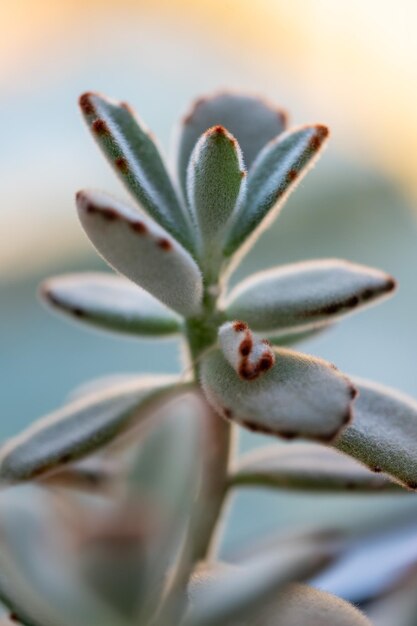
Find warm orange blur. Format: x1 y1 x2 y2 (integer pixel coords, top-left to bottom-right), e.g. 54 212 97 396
1 0 416 276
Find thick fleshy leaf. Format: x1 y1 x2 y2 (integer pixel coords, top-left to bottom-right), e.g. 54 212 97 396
218 321 275 381
187 125 245 263
79 91 193 250
183 542 332 626
176 92 287 199
224 125 329 257
225 260 396 334
0 489 130 626
230 443 400 492
41 273 182 337
335 378 417 490
267 324 333 347
76 190 203 317
266 584 372 626
200 347 356 443
130 394 206 624
0 376 181 483
367 569 417 626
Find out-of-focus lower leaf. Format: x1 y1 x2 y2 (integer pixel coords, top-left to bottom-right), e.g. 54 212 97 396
182 539 333 626
0 488 130 626
230 443 400 493
263 583 372 626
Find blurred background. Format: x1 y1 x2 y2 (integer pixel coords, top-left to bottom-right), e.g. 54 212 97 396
2 0 417 554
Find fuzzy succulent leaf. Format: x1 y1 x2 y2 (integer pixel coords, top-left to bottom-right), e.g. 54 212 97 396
187 125 245 260
130 395 205 624
183 543 331 626
230 443 400 492
76 190 203 317
201 344 356 443
225 260 396 335
267 324 333 347
335 378 417 490
0 377 181 483
41 272 182 337
224 125 329 258
176 92 287 199
79 91 193 250
265 583 372 626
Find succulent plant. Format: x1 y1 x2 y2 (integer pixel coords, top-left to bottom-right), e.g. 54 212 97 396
1 89 417 625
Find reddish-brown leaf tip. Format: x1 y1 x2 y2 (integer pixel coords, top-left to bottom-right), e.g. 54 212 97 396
233 321 248 332
79 92 95 115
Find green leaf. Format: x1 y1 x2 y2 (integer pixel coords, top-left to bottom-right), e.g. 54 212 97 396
176 92 287 199
0 376 181 483
230 443 400 492
41 272 182 337
224 124 329 257
183 541 332 626
76 190 203 317
200 346 356 443
225 260 396 335
187 125 245 268
130 394 205 624
79 91 193 250
267 324 333 347
335 378 417 490
266 583 372 626
0 489 130 626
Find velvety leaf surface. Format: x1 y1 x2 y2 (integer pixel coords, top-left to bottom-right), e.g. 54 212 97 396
200 348 356 442
176 91 287 198
183 542 331 626
41 272 182 337
335 378 417 490
224 125 329 257
0 376 180 482
218 321 276 381
187 125 245 262
267 584 372 626
225 260 395 334
76 190 203 317
79 91 193 250
231 443 400 492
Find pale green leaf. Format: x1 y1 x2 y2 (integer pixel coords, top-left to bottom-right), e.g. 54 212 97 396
187 125 245 268
230 443 400 492
267 583 372 626
41 272 182 337
76 190 203 317
200 347 356 443
79 91 193 250
224 125 329 258
225 259 395 335
183 542 331 626
335 378 417 490
0 376 181 483
176 91 287 198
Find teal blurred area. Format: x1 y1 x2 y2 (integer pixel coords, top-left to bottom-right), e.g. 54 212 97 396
2 2 417 559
